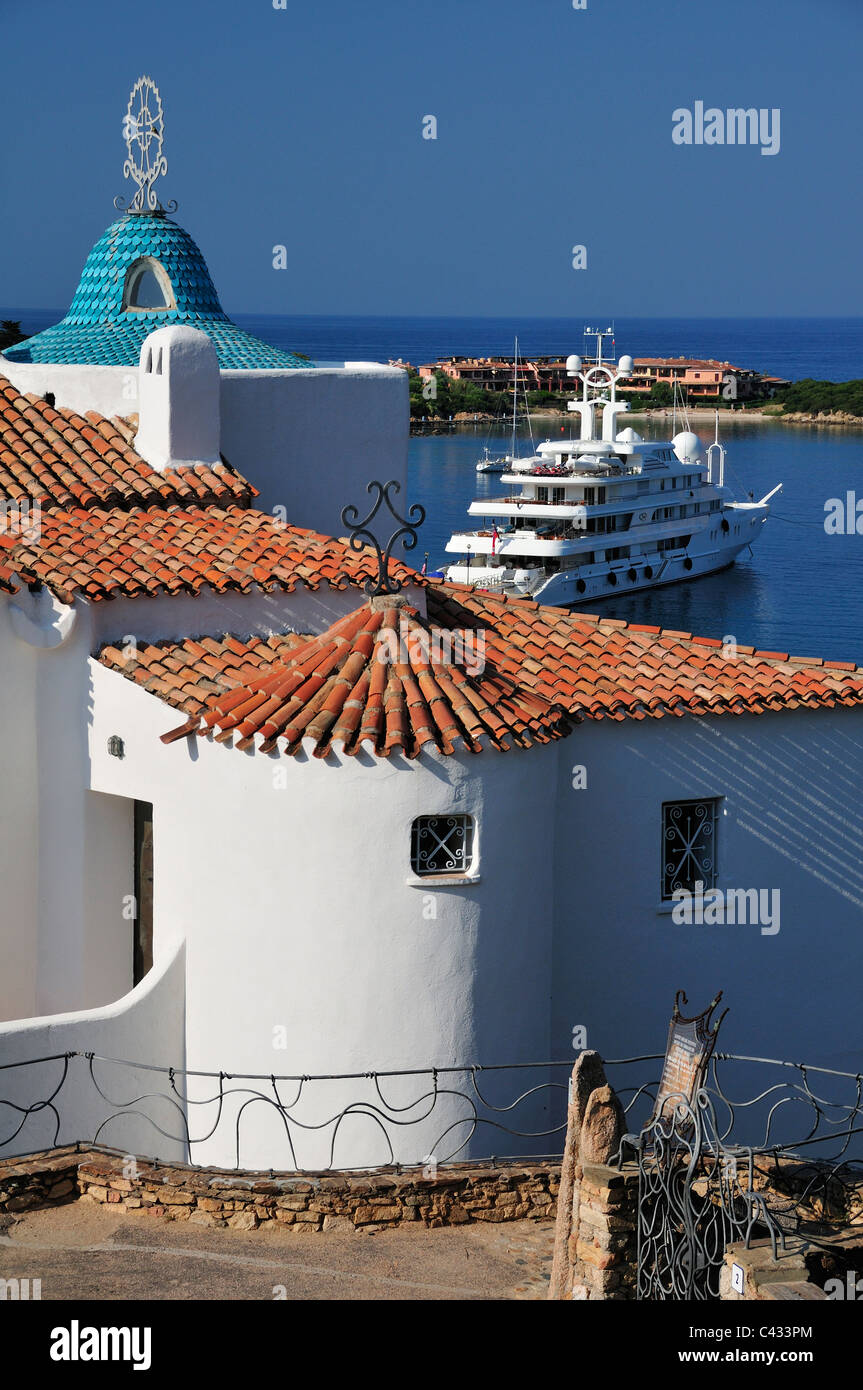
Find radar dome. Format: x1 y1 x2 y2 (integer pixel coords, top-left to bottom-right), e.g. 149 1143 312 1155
618 355 634 376
565 354 582 375
616 426 643 443
672 430 703 464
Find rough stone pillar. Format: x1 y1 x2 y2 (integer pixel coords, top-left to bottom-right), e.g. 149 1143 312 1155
549 1051 625 1299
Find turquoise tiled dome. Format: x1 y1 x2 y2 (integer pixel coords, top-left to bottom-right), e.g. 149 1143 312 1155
6 213 309 370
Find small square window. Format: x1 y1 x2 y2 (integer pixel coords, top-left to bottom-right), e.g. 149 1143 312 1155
411 815 475 876
661 798 719 900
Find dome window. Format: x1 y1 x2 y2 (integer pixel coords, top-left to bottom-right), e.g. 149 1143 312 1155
123 257 175 313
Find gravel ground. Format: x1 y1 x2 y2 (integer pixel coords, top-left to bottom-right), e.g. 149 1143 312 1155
0 1202 554 1301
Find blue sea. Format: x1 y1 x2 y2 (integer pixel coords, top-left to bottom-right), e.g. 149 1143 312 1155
4 311 863 664
412 417 863 666
209 313 863 384
6 311 863 382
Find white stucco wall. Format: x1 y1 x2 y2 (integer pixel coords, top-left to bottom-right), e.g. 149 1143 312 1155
29 606 137 1018
88 662 558 1168
551 709 863 1074
89 580 426 648
6 553 863 1168
219 365 409 537
0 941 186 1161
0 607 39 1021
0 358 138 420
0 576 425 1023
0 356 410 540
0 597 136 1023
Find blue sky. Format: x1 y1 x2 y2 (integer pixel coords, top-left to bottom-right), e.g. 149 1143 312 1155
1 0 860 317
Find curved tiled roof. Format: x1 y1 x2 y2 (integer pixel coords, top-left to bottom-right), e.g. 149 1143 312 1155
3 214 309 370
93 579 863 763
0 506 418 605
0 377 253 511
99 602 570 758
428 581 863 720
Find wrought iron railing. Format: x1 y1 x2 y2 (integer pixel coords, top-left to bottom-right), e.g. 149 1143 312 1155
606 1051 863 1159
3 1049 862 1241
0 1052 571 1172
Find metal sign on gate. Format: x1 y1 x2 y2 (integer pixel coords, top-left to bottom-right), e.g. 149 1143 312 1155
652 990 727 1125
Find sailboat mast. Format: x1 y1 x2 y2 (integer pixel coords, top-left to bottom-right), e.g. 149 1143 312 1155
511 337 519 456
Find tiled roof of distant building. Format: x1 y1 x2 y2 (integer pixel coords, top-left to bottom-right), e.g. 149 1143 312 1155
3 214 309 371
631 357 745 370
99 602 570 758
0 377 253 511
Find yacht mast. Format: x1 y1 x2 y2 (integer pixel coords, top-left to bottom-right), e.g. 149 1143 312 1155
511 337 519 458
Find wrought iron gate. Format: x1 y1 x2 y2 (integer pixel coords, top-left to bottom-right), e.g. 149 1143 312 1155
636 1089 768 1300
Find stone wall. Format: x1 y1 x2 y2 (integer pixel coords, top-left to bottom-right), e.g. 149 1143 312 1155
0 1148 559 1233
0 1148 80 1215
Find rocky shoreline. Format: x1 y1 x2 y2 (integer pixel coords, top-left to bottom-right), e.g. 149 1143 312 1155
411 406 863 434
768 409 863 427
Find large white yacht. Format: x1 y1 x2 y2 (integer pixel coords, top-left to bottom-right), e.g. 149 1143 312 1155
444 339 780 607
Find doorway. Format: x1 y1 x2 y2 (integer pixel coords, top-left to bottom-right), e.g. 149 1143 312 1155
133 801 153 985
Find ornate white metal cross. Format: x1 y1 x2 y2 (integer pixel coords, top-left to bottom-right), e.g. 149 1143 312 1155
116 76 174 215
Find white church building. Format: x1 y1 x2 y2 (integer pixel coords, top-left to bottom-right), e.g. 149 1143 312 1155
1 81 862 1171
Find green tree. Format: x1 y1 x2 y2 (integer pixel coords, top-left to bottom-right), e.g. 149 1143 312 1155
779 378 863 417
0 320 27 351
649 381 674 406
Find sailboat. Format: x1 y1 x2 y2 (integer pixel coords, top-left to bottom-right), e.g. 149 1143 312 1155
475 339 543 473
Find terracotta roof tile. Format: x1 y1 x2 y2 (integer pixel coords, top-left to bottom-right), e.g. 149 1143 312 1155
99 571 863 761
0 376 254 512
2 506 418 603
98 601 571 760
423 579 863 724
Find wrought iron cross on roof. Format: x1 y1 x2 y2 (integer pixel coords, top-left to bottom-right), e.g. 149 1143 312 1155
115 76 177 215
341 481 426 597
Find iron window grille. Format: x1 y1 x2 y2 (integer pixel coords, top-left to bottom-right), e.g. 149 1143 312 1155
661 798 719 900
411 815 475 877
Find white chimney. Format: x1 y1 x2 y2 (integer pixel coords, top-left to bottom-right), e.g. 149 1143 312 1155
134 326 221 471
